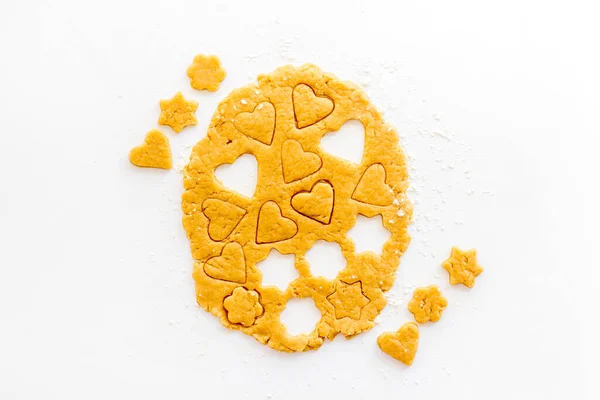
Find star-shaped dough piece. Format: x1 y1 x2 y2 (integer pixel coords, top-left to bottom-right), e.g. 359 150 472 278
326 281 370 320
442 247 483 288
187 54 226 92
158 91 198 133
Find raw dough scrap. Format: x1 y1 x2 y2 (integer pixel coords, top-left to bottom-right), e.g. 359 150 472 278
129 129 172 170
182 64 412 352
408 285 447 323
158 91 198 133
377 322 419 365
187 54 226 92
352 164 395 206
442 246 483 288
291 181 334 224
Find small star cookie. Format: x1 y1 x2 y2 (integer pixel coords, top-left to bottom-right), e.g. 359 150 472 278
377 322 419 365
186 54 226 92
442 246 483 288
129 129 172 169
408 285 447 323
158 91 198 133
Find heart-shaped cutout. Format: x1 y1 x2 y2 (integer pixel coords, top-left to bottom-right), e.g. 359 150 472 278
352 163 394 206
321 119 365 164
256 201 298 244
203 242 246 283
215 153 257 198
129 130 172 170
291 181 334 224
202 199 246 241
233 102 276 145
293 84 334 128
281 140 322 183
377 322 419 365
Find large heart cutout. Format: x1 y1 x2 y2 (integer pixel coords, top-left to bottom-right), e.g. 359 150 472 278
129 130 172 170
351 164 394 206
377 322 420 365
202 199 246 241
293 84 334 129
291 181 334 224
281 139 322 183
256 201 298 244
233 102 276 145
215 153 257 198
203 242 246 283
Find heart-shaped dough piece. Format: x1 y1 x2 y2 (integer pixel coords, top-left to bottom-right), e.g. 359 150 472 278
203 242 246 283
377 322 420 365
291 181 334 224
281 140 322 183
129 130 172 170
233 102 276 145
293 84 334 128
202 199 246 241
352 163 394 206
256 201 298 244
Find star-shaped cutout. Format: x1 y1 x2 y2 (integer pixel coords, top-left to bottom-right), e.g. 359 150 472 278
442 246 483 288
158 91 198 133
326 281 370 320
186 54 226 92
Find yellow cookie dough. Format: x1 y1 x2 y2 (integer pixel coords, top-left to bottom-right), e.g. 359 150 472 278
129 129 172 170
377 322 419 365
182 64 412 352
408 285 447 323
158 91 198 133
187 54 226 92
442 247 483 288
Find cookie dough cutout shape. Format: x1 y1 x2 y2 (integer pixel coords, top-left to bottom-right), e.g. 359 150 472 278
202 199 246 241
129 129 172 170
233 102 276 145
292 83 334 128
223 287 263 327
203 242 247 283
158 91 198 133
408 285 447 323
281 139 322 183
256 201 298 244
442 247 483 288
186 54 226 92
291 181 334 224
377 322 420 366
352 164 395 206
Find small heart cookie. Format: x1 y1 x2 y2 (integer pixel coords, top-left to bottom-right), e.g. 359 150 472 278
352 164 394 206
293 84 334 128
202 199 246 241
377 322 420 365
281 140 322 183
256 201 298 244
129 130 172 170
291 181 334 224
234 102 276 145
203 242 246 283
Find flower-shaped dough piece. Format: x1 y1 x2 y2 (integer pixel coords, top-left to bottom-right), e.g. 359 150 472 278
223 287 263 327
408 285 447 323
186 54 226 92
158 91 198 133
442 246 483 288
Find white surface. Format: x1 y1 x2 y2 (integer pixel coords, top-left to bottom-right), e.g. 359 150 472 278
1 0 599 399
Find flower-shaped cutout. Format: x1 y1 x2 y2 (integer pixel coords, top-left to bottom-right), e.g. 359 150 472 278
408 285 447 323
442 246 483 288
186 54 226 92
223 287 263 327
158 91 198 133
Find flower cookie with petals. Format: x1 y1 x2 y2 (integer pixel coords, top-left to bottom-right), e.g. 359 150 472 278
442 247 483 288
408 285 447 323
223 287 263 327
158 91 198 133
187 54 226 92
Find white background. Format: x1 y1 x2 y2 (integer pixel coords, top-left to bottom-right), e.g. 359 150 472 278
1 0 599 398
